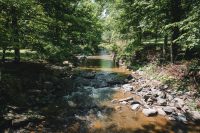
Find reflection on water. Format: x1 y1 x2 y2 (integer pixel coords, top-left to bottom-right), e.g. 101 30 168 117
79 54 131 75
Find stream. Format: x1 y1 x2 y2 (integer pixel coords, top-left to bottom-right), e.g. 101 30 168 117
1 53 200 133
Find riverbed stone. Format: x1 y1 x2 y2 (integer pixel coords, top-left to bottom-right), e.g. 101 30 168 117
157 98 167 106
163 107 175 114
189 111 200 121
157 108 166 116
118 97 133 102
142 109 157 116
122 84 133 92
177 113 187 123
131 104 140 110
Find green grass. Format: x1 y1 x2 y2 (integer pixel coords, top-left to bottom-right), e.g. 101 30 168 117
0 49 39 61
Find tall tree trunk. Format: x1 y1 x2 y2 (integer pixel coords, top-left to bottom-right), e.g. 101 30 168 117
11 7 20 63
170 0 181 63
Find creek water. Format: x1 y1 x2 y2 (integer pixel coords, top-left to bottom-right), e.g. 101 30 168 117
1 53 200 133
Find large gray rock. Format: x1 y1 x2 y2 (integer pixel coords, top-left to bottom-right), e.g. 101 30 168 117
142 109 157 116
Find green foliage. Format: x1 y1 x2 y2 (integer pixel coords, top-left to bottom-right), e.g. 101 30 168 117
0 0 103 62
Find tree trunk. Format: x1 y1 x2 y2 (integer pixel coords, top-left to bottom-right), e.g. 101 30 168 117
170 0 181 63
11 7 20 63
14 48 20 63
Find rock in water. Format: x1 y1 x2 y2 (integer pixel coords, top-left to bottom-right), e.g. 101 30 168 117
177 113 187 123
131 104 140 110
142 109 157 116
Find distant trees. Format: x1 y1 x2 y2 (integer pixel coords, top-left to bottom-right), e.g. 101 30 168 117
0 0 102 63
103 0 200 64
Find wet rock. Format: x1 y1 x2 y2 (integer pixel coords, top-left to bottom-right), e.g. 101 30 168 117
163 107 175 114
157 98 167 106
142 109 157 117
67 101 77 107
177 113 187 123
118 97 133 102
82 72 95 79
131 104 140 110
168 116 176 121
122 84 133 92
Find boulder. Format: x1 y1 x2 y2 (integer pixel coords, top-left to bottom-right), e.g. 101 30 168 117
142 109 157 117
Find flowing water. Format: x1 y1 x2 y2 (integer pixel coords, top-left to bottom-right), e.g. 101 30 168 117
68 53 200 133
1 53 200 133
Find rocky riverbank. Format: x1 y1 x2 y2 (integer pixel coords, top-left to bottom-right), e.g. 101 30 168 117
113 70 200 123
